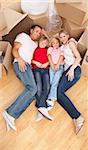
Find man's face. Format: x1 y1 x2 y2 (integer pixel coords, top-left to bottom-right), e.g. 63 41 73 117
30 26 42 40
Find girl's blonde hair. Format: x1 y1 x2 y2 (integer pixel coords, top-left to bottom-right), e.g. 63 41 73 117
39 36 49 47
39 36 49 42
50 37 60 47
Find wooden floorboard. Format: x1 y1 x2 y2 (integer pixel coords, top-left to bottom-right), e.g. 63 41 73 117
0 66 88 150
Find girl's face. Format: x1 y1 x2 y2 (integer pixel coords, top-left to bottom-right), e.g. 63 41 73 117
59 32 69 44
39 39 48 48
51 38 60 49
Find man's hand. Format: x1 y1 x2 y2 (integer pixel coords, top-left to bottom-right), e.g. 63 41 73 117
41 29 49 39
18 57 27 72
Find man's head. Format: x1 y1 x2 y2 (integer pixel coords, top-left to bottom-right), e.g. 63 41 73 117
29 25 42 41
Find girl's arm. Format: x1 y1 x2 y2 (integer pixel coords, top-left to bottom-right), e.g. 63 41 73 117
54 55 64 70
48 54 55 70
32 60 42 68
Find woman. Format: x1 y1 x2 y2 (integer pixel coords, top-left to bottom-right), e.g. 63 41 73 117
57 29 85 134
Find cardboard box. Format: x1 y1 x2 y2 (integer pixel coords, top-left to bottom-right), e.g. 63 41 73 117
0 10 6 31
78 29 88 48
0 8 27 38
0 64 3 78
77 29 88 57
6 1 22 13
28 13 48 28
56 2 88 25
81 49 88 77
0 0 21 11
63 18 86 40
2 15 33 46
56 0 83 3
0 41 13 78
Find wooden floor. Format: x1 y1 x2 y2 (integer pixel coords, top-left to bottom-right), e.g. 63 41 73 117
0 66 88 150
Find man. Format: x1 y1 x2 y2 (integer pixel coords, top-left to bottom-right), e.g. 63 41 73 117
3 25 50 131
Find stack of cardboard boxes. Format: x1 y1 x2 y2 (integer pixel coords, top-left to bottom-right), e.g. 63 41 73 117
78 28 88 77
56 1 88 77
0 3 33 78
0 0 88 78
56 1 88 39
0 41 12 78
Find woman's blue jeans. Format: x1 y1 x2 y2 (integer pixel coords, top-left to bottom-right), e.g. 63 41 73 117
6 63 37 119
57 66 81 119
33 68 50 108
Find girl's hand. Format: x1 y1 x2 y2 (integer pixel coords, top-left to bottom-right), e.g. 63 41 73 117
54 64 60 70
41 64 47 68
36 62 42 68
66 68 74 81
51 64 55 70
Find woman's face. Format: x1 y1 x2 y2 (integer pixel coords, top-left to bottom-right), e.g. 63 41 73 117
30 26 42 40
59 32 69 44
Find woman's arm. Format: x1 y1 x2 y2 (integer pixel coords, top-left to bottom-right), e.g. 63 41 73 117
69 41 81 70
66 41 81 81
12 42 27 72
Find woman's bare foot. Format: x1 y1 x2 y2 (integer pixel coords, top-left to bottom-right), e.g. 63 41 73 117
73 115 85 134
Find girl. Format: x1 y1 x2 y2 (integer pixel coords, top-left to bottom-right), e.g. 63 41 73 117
32 36 53 121
47 37 64 109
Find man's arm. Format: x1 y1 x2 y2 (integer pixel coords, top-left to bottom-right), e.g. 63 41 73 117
12 42 27 72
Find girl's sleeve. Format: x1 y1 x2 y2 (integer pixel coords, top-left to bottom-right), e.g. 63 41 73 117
47 47 52 55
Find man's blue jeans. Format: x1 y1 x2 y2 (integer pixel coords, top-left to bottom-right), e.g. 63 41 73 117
33 68 50 108
57 66 81 119
48 65 64 100
6 62 37 119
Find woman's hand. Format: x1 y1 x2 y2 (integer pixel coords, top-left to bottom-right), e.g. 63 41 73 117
66 68 74 81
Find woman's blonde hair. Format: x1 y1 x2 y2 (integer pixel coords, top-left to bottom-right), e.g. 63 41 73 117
59 29 69 36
